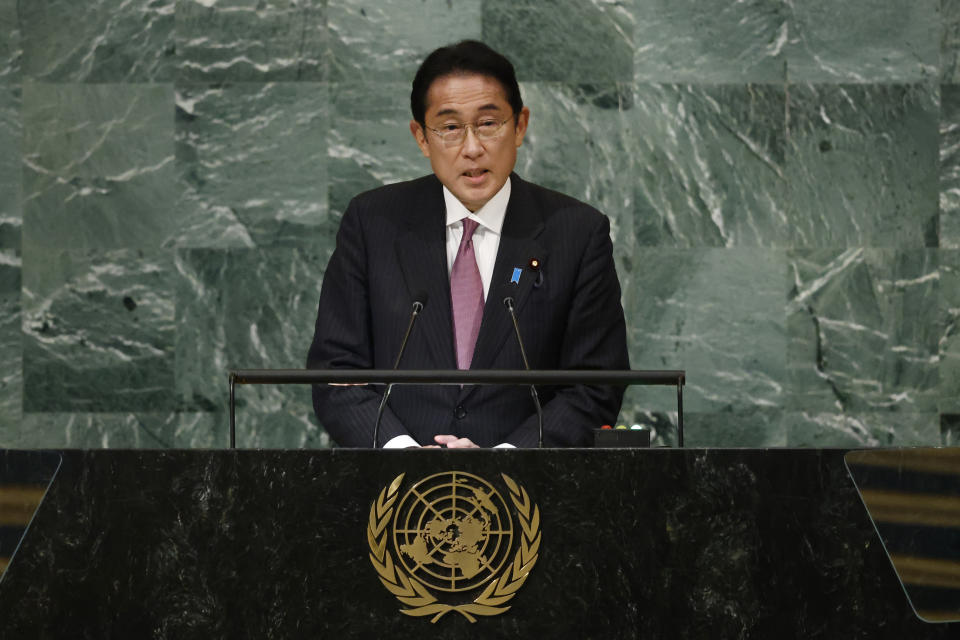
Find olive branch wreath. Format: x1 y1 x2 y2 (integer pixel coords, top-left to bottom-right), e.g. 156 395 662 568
367 472 541 623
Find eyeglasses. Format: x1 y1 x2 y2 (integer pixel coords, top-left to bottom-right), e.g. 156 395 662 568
424 117 512 147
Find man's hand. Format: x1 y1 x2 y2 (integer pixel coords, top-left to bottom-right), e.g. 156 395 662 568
433 435 480 448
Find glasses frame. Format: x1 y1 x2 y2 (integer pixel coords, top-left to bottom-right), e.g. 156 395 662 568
424 116 514 147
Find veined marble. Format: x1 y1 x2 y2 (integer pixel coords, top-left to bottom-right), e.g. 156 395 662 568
517 83 633 241
22 83 177 249
941 85 960 248
327 81 431 217
0 250 21 436
685 409 787 447
787 83 939 248
0 0 19 80
173 248 330 448
629 84 788 247
328 0 481 82
787 249 941 412
8 412 222 448
619 248 786 413
634 0 787 83
942 250 959 414
174 82 330 248
786 0 938 82
785 411 941 447
21 249 176 412
520 83 789 248
175 0 327 82
944 0 960 83
0 85 19 249
482 0 635 82
20 0 174 82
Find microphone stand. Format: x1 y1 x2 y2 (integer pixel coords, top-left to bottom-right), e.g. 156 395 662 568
372 299 424 448
503 296 544 448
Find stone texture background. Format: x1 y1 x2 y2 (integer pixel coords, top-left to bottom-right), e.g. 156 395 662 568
0 0 956 448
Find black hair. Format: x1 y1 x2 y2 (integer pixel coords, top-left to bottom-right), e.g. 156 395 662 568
410 40 523 126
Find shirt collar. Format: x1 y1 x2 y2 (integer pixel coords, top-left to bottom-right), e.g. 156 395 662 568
443 176 511 234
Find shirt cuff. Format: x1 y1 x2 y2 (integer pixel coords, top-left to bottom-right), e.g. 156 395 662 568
383 435 420 449
493 443 515 449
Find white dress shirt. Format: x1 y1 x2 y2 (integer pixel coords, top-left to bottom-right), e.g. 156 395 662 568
384 178 515 449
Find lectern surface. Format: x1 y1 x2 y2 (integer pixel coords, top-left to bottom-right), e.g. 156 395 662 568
0 449 955 639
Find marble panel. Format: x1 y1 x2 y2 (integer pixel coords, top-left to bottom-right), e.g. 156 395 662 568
685 409 787 447
0 0 20 80
20 0 174 82
945 0 960 83
633 0 786 83
327 82 430 217
175 0 327 82
0 85 19 249
0 250 22 435
516 83 632 251
942 84 960 248
787 249 941 412
942 250 959 413
481 0 635 82
22 83 177 249
327 0 481 83
21 249 176 412
7 412 222 448
620 248 786 413
174 82 329 249
786 84 939 248
785 412 941 446
174 248 331 448
628 84 788 247
786 0 938 82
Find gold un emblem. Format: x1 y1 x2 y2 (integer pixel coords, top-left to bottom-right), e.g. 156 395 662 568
367 471 541 623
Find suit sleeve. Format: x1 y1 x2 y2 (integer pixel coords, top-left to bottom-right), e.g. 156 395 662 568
503 213 629 447
305 199 415 447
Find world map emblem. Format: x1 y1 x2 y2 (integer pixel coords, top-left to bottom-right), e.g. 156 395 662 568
367 471 541 622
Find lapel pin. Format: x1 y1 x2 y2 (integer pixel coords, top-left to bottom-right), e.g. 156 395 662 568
510 267 522 284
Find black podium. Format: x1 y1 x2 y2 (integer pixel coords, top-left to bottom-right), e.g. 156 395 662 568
1 448 956 639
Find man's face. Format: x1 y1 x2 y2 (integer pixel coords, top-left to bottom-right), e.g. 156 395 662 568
410 73 530 212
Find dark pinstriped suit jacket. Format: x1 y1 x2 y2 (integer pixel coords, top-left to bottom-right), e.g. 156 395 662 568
306 172 629 448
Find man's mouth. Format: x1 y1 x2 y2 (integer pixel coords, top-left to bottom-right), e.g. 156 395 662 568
462 169 488 179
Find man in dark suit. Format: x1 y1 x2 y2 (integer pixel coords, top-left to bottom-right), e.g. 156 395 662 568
307 40 629 448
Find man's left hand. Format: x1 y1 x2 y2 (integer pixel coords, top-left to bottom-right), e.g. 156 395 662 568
433 435 479 448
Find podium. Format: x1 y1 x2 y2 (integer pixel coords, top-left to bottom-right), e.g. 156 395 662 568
1 448 956 638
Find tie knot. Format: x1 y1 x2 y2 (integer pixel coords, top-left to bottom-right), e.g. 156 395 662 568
461 218 480 238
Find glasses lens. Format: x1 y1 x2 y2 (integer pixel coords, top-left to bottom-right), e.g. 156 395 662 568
436 119 507 146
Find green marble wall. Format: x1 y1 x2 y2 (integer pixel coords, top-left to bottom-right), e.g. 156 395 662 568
0 0 956 448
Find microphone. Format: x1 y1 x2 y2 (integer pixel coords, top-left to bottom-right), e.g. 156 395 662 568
372 292 428 448
502 292 544 448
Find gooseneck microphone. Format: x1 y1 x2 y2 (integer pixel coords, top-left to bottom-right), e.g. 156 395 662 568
503 294 544 448
372 293 428 448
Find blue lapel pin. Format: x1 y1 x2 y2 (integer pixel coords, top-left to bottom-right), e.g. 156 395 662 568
510 267 522 284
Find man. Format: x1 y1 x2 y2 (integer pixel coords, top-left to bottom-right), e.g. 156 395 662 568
307 40 629 448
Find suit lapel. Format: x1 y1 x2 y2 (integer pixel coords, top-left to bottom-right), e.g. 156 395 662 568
468 175 546 373
395 178 457 369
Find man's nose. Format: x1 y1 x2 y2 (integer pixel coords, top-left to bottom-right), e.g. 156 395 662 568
460 125 484 157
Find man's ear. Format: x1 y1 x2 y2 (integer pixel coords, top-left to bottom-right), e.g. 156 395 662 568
410 120 430 158
513 106 531 148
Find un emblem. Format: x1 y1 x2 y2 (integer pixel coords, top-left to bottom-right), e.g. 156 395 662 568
367 471 541 623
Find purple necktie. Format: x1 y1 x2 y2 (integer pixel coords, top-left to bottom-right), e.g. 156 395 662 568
450 218 484 370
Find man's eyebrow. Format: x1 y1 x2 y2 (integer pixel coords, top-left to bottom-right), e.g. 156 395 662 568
433 104 503 118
